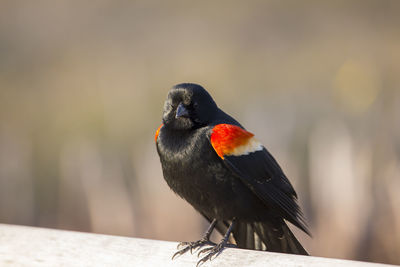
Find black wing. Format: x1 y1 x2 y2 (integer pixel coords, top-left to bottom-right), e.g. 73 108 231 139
224 147 309 234
209 125 309 235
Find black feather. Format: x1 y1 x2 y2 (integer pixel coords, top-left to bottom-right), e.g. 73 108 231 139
224 149 309 235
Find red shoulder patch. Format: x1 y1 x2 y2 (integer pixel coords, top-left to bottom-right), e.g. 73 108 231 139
155 124 163 142
210 124 255 159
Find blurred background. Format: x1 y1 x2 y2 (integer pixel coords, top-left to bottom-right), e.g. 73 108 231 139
0 0 399 264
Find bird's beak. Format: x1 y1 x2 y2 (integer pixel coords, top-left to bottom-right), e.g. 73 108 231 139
176 103 190 118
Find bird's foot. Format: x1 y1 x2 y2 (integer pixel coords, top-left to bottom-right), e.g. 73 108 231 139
196 239 236 267
172 238 216 259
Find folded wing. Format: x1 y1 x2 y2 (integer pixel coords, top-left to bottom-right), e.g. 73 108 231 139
210 124 309 235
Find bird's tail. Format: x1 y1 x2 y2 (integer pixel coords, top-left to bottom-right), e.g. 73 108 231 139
232 220 309 255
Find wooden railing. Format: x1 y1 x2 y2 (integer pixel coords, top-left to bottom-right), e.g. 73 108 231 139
0 224 394 266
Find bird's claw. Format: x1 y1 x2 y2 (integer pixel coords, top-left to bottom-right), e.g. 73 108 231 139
196 241 236 267
176 241 190 250
196 243 223 267
172 238 216 260
172 246 190 260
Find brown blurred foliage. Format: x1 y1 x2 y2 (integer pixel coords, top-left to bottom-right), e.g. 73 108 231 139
0 0 399 264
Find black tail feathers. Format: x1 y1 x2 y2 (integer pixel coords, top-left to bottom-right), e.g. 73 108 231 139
232 220 309 255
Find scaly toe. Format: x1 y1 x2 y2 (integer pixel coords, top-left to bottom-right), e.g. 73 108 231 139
197 246 213 257
177 241 190 249
172 246 190 260
173 239 216 260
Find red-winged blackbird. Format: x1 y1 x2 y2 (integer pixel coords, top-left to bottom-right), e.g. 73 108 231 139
155 83 310 265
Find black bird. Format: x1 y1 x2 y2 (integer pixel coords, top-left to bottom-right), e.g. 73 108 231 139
155 83 310 265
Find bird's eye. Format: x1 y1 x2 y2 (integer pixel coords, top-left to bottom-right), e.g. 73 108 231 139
193 102 199 109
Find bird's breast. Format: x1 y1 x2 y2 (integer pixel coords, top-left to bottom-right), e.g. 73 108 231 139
156 126 265 220
157 127 232 215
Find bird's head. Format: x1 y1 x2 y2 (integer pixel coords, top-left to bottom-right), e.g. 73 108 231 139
162 83 218 130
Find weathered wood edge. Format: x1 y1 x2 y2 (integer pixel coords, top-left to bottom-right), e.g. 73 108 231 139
0 224 396 267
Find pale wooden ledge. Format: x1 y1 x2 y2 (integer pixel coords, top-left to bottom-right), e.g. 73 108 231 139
0 224 395 267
